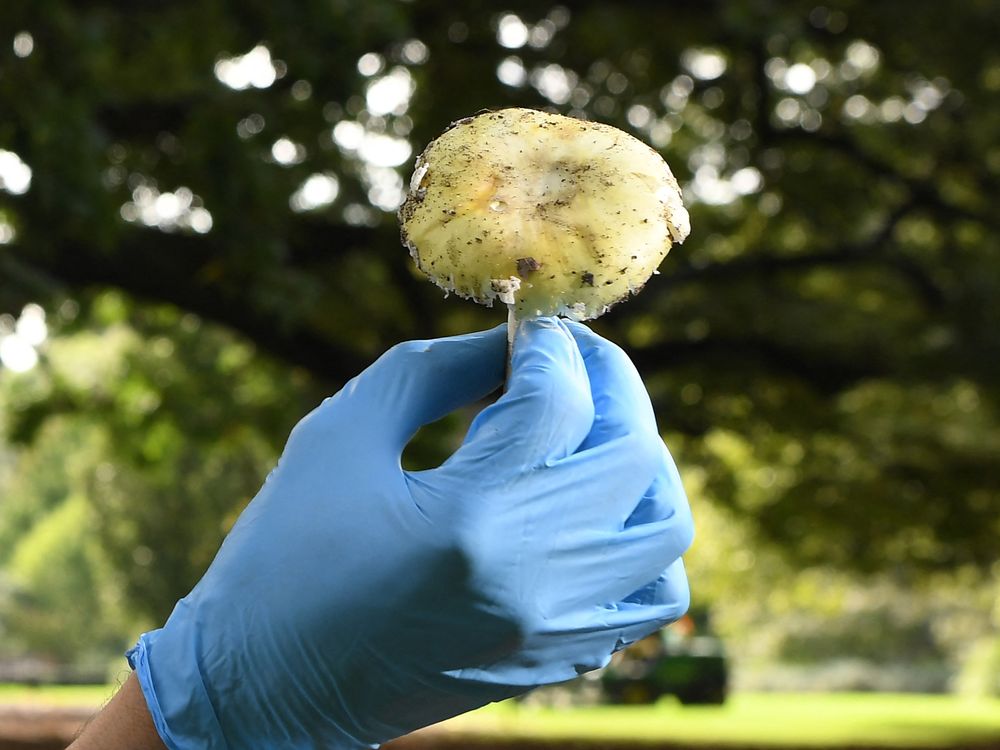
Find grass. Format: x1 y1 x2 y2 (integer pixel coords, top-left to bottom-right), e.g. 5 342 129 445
437 693 1000 747
1 687 998 747
0 682 116 708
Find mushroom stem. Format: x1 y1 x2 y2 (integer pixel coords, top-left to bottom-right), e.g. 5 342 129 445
505 304 517 391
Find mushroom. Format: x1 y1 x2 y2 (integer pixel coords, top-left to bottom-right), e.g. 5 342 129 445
399 107 690 358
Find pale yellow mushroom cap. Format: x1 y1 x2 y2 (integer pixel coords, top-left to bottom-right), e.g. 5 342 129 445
399 107 689 320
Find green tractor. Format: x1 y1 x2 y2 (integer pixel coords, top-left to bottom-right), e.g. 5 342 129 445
601 615 728 706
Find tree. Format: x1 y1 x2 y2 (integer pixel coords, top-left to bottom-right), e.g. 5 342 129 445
0 292 317 623
1 0 998 625
2 491 134 663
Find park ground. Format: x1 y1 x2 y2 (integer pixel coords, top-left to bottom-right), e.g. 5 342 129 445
0 687 999 749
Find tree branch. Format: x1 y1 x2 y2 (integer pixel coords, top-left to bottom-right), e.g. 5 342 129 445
793 131 998 231
660 200 945 307
630 335 886 394
11 223 382 386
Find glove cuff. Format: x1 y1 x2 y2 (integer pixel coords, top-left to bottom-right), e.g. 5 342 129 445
127 627 228 750
127 613 377 749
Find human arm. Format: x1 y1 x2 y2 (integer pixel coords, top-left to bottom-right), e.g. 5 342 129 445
68 672 166 750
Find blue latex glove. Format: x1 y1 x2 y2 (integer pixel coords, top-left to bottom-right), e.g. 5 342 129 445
127 318 693 749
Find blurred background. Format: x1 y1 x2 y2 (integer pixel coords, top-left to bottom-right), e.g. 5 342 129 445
1 0 999 746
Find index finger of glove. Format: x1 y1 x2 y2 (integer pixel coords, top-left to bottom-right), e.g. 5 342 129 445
564 322 660 452
442 317 594 474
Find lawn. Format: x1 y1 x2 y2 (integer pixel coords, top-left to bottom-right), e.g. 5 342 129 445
2 687 999 747
0 682 115 708
437 693 1000 747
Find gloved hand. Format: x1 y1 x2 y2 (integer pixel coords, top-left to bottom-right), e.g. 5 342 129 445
127 318 693 749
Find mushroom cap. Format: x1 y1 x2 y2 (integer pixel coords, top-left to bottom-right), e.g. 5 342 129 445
399 108 689 320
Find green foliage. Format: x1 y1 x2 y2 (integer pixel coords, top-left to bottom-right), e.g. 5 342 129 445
956 635 1000 698
1 295 321 630
3 493 131 661
0 419 100 564
682 476 999 691
954 588 1000 697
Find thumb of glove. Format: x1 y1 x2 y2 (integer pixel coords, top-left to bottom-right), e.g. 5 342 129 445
336 325 508 458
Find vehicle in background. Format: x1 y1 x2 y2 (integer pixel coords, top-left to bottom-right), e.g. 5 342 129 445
601 614 729 705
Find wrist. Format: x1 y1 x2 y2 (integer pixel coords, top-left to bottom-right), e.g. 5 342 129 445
68 671 166 750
